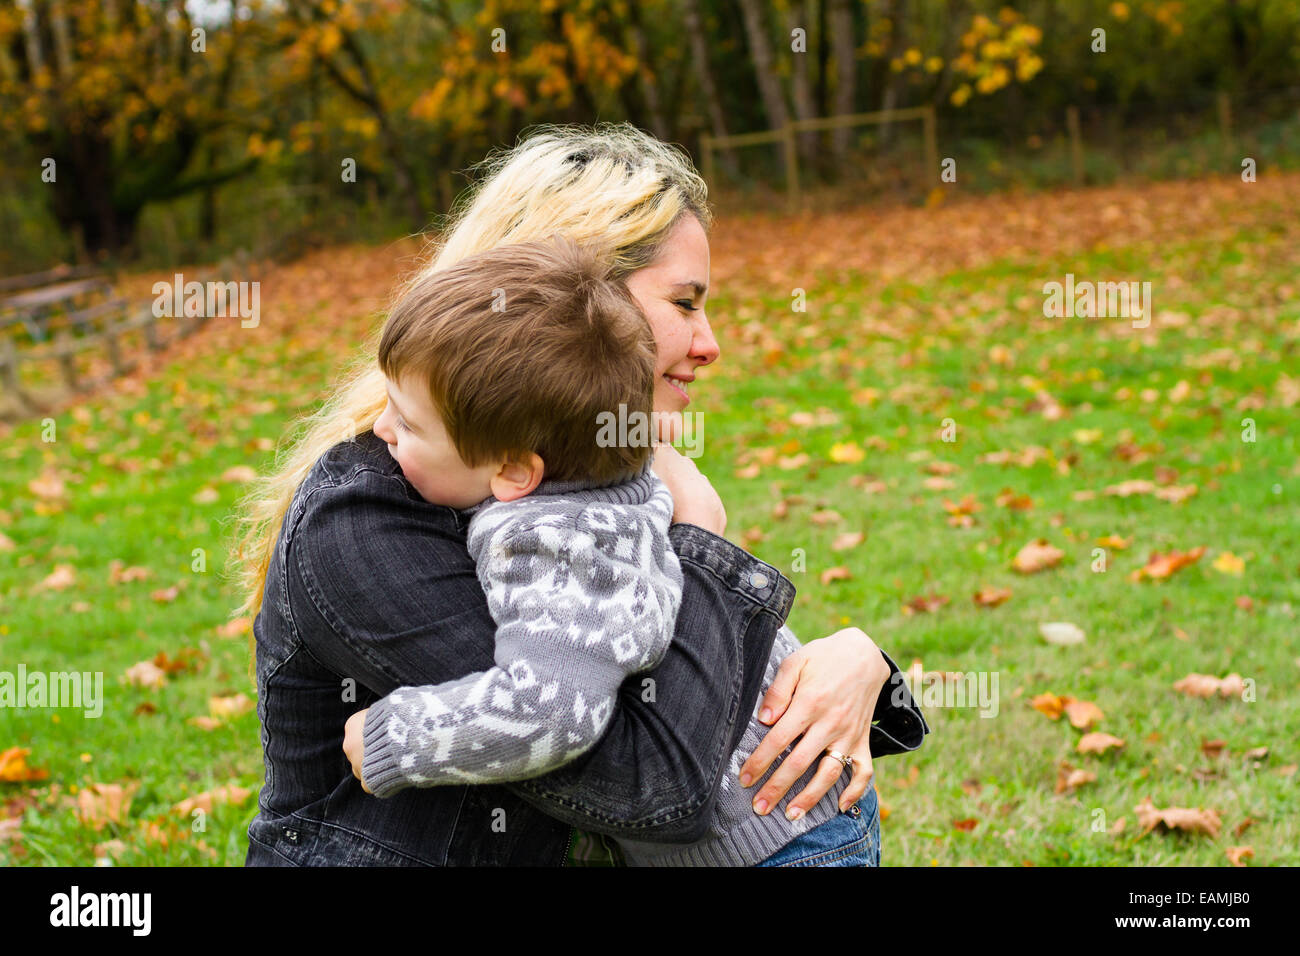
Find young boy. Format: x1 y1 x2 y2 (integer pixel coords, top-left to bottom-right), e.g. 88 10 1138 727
344 235 683 793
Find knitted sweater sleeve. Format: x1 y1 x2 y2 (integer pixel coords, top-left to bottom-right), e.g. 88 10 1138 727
360 490 682 797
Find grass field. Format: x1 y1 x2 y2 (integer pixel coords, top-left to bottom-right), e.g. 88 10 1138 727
2 172 1296 866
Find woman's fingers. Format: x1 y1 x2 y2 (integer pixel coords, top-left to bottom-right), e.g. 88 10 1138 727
750 728 833 816
786 752 855 820
836 730 876 811
738 654 807 783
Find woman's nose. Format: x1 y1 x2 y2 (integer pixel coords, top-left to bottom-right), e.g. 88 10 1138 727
692 313 721 367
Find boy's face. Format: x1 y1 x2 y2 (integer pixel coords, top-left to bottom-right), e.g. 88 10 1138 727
373 373 499 508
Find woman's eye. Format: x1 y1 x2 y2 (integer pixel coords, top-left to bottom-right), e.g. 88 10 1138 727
675 300 697 312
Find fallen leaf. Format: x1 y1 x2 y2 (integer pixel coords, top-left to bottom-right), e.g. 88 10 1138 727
1134 796 1221 838
39 564 77 591
1012 539 1064 574
209 693 254 719
809 509 842 526
1104 479 1155 497
922 476 955 491
1212 551 1246 576
1200 739 1227 758
1130 546 1206 582
28 472 67 500
828 442 864 464
1054 763 1097 793
819 566 853 586
1096 534 1130 550
221 465 258 483
192 487 220 504
1030 693 1066 720
1077 733 1125 754
777 453 809 470
150 585 181 603
1225 846 1254 867
830 532 865 552
187 716 223 731
1063 698 1104 730
0 747 50 783
952 818 978 832
172 784 253 817
902 593 949 615
124 660 167 689
1039 621 1086 646
973 586 1012 608
76 782 139 830
1173 673 1245 699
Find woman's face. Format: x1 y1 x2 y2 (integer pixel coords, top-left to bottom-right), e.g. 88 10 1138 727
625 214 719 421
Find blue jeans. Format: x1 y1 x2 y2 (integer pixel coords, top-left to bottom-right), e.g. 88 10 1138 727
755 785 881 867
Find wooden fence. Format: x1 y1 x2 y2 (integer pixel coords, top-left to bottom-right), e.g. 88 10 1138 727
0 256 248 419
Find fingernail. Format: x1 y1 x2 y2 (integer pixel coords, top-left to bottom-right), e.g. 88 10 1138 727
754 798 768 815
760 708 772 723
739 773 752 787
786 806 803 821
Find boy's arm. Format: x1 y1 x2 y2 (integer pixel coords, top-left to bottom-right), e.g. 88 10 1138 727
358 504 681 797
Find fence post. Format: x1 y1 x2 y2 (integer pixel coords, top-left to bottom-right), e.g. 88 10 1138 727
922 105 939 189
1066 106 1085 187
55 331 79 390
781 124 801 214
699 133 714 187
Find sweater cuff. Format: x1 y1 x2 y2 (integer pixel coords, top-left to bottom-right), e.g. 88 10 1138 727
359 696 415 798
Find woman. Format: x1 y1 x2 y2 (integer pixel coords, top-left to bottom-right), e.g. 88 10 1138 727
236 123 927 866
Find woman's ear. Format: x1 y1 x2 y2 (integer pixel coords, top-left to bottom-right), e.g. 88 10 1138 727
489 452 545 502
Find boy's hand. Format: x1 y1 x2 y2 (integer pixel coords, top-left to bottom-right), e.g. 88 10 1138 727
343 709 373 794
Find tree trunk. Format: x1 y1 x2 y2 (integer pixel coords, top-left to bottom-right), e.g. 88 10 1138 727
626 0 668 139
828 0 857 164
786 0 820 167
737 0 791 133
879 0 909 144
678 0 739 180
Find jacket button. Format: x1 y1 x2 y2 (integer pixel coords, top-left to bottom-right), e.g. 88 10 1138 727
750 572 768 589
283 828 299 843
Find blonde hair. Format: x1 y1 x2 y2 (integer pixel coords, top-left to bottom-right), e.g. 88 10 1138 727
378 234 657 485
231 123 712 620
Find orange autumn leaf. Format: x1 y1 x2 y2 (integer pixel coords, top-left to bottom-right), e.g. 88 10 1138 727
994 488 1033 510
1173 673 1245 699
831 531 865 552
1096 534 1130 550
902 593 949 615
0 747 50 783
952 818 978 832
973 586 1013 607
1063 698 1104 730
39 564 77 591
1012 539 1064 573
819 566 853 585
76 782 140 830
1077 732 1126 755
1054 762 1097 793
1225 846 1254 867
124 660 167 689
1130 546 1206 582
1134 796 1221 839
1030 692 1066 720
209 693 254 719
172 784 253 817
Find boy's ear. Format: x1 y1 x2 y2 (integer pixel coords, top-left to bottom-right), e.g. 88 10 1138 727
489 452 545 503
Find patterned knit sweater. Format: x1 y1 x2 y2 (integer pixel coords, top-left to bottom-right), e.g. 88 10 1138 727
361 465 682 794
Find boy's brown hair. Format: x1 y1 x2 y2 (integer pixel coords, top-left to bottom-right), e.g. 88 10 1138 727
377 234 657 485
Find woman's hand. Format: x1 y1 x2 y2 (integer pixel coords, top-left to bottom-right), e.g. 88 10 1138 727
343 709 373 794
738 627 891 818
650 443 726 536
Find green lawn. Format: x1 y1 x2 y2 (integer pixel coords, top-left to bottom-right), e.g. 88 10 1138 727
2 182 1296 866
